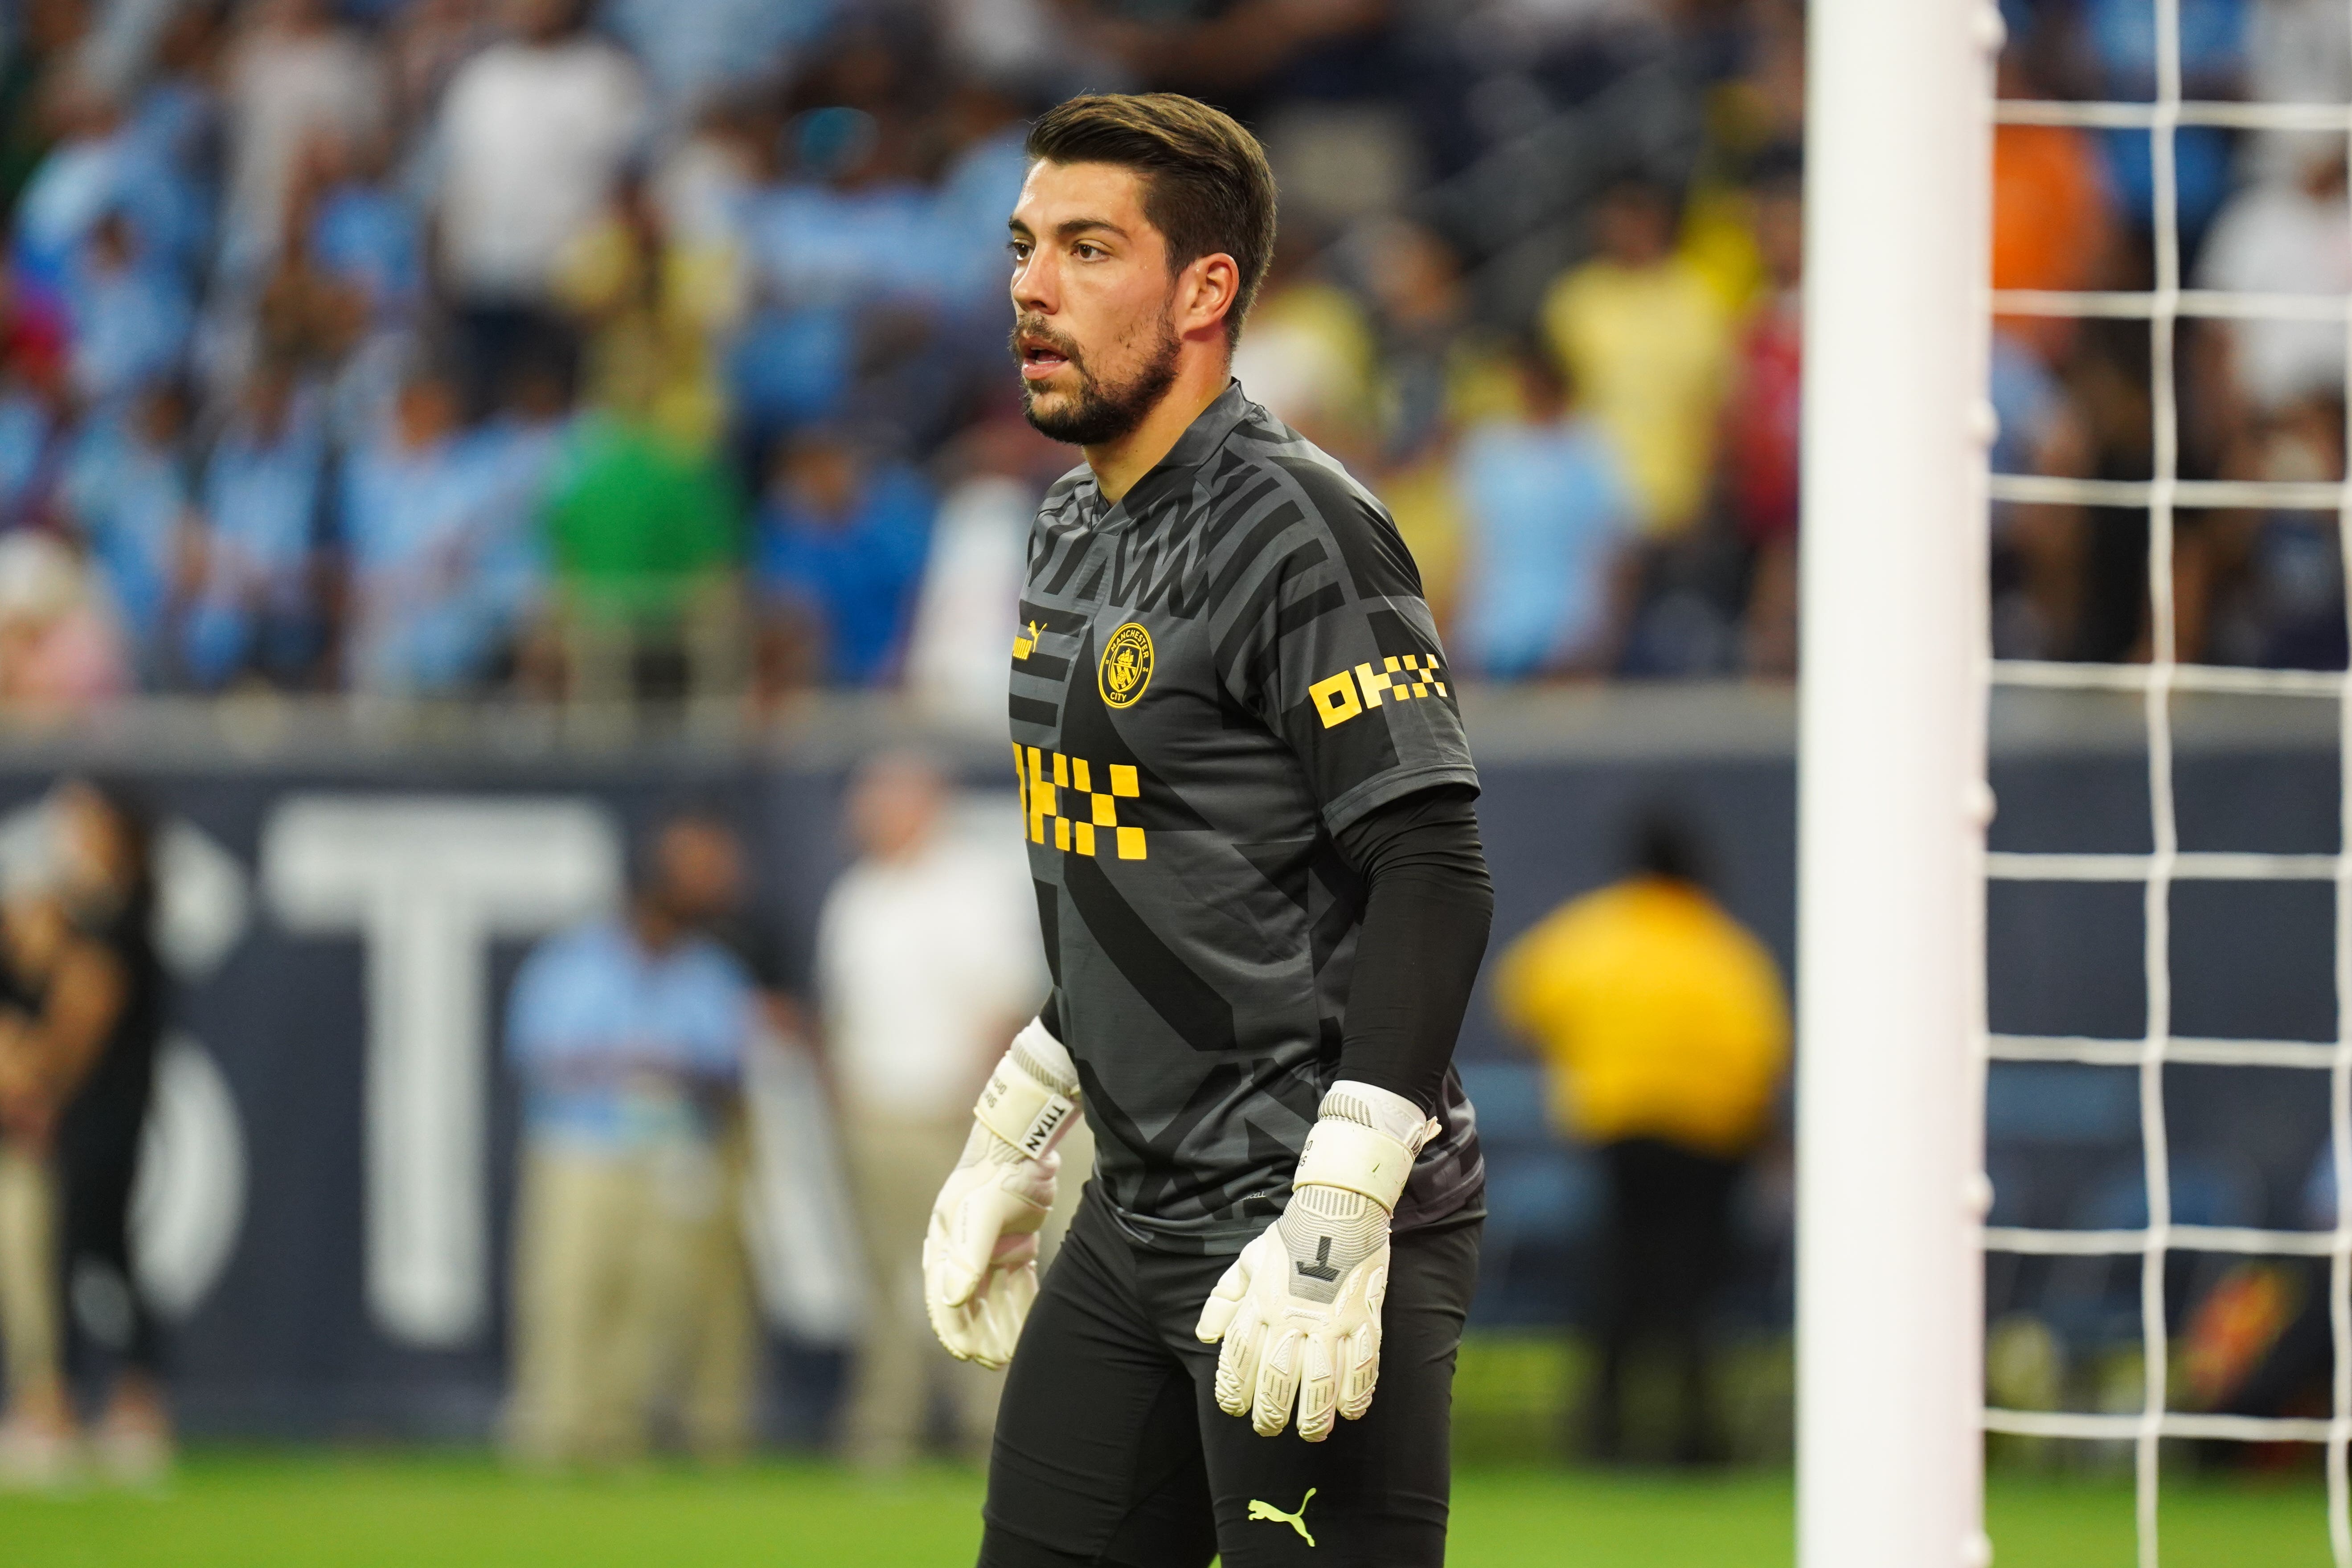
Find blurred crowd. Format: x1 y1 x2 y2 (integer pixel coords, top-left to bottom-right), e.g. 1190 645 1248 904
0 0 2341 717
0 0 1819 720
1994 0 2352 669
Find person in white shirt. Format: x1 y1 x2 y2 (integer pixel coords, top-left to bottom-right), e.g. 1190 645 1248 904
2198 135 2352 419
816 748 1067 1470
431 0 647 414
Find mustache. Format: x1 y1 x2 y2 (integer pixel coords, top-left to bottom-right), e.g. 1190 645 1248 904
1009 316 1085 370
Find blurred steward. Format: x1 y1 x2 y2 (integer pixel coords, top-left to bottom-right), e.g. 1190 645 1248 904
502 810 758 1467
1541 175 1732 539
1451 337 1637 680
815 750 1057 1470
0 780 172 1486
1495 810 1789 1464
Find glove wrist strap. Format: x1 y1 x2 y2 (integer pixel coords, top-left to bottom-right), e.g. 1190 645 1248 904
974 1018 1079 1160
1295 1083 1440 1214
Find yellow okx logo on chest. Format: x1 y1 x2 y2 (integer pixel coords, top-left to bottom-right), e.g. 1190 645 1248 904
1098 621 1155 708
1017 745 1147 860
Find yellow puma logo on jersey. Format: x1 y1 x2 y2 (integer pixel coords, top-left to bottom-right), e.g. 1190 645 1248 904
1013 620 1044 659
1249 1488 1317 1546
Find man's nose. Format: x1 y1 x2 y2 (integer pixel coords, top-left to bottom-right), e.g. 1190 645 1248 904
1012 249 1056 315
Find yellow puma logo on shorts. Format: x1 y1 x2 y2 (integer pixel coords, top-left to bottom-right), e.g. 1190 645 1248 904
1248 1487 1316 1547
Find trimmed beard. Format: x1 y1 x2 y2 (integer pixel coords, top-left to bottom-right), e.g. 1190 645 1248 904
1014 309 1183 447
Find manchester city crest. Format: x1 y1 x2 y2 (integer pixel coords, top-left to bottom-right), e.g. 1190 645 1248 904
1098 622 1155 708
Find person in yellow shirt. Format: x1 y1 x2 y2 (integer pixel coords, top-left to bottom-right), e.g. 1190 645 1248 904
1540 179 1734 536
1495 810 1789 1463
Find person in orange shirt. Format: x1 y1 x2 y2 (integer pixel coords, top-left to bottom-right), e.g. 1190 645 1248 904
1991 55 2119 363
1495 810 1790 1464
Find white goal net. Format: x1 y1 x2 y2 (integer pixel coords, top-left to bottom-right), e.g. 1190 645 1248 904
1803 2 2351 1566
1979 2 2352 1563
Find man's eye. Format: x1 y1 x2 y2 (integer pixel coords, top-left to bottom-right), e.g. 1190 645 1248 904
1008 241 1031 261
1075 243 1104 260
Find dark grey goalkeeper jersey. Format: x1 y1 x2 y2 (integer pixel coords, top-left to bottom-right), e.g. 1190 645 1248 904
1010 381 1485 1256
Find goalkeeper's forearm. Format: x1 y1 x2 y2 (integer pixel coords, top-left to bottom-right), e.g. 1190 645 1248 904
1331 784 1492 1111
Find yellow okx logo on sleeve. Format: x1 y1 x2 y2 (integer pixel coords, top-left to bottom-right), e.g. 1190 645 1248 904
1016 745 1147 860
1308 654 1448 729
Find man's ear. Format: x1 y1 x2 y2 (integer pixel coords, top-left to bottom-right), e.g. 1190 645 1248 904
1176 252 1241 343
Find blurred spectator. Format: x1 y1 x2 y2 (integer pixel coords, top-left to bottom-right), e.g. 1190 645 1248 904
0 532 128 711
0 1 94 222
219 0 386 284
2077 0 2244 254
60 377 194 684
541 411 742 706
1352 217 1514 464
2246 0 2352 183
433 0 647 418
2198 136 2352 424
815 750 1054 1470
0 844 66 1490
1230 229 1378 462
902 418 1057 729
1719 150 1802 676
1495 810 1790 1464
1452 340 1636 679
1991 54 2117 363
339 362 518 695
0 1058 65 1487
63 207 190 410
1541 177 1732 537
604 0 832 122
183 360 330 689
0 781 173 1485
502 811 758 1467
753 427 930 691
553 169 742 453
2204 393 2348 670
1987 333 2092 661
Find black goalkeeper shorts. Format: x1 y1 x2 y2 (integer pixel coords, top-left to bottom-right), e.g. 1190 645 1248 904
978 1183 1483 1568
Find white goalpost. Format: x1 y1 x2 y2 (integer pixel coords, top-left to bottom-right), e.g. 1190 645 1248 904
1797 2 1995 1566
1804 1 2352 1565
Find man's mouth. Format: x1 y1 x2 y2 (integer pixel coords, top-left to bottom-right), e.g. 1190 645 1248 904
1016 331 1075 383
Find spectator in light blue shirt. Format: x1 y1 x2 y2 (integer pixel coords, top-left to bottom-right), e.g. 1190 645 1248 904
183 363 331 689
1453 343 1638 680
61 379 196 683
339 365 525 694
501 811 758 1467
63 209 193 413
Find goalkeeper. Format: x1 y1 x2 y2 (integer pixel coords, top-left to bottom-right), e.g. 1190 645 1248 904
925 93 1492 1568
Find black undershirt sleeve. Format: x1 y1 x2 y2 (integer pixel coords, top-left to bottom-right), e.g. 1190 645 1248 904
1331 783 1494 1114
1038 989 1064 1044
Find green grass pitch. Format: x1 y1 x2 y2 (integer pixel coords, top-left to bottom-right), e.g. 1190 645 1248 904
0 1452 2327 1567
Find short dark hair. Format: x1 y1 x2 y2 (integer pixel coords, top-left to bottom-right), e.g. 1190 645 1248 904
1025 93 1278 351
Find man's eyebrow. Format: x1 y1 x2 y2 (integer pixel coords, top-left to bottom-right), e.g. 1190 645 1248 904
1051 217 1130 242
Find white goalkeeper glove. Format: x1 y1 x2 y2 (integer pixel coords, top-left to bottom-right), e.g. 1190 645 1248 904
1194 1081 1439 1441
923 1016 1080 1369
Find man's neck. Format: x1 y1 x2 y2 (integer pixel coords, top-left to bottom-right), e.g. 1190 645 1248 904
1083 360 1231 504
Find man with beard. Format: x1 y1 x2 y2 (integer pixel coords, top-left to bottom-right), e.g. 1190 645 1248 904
919 94 1493 1567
